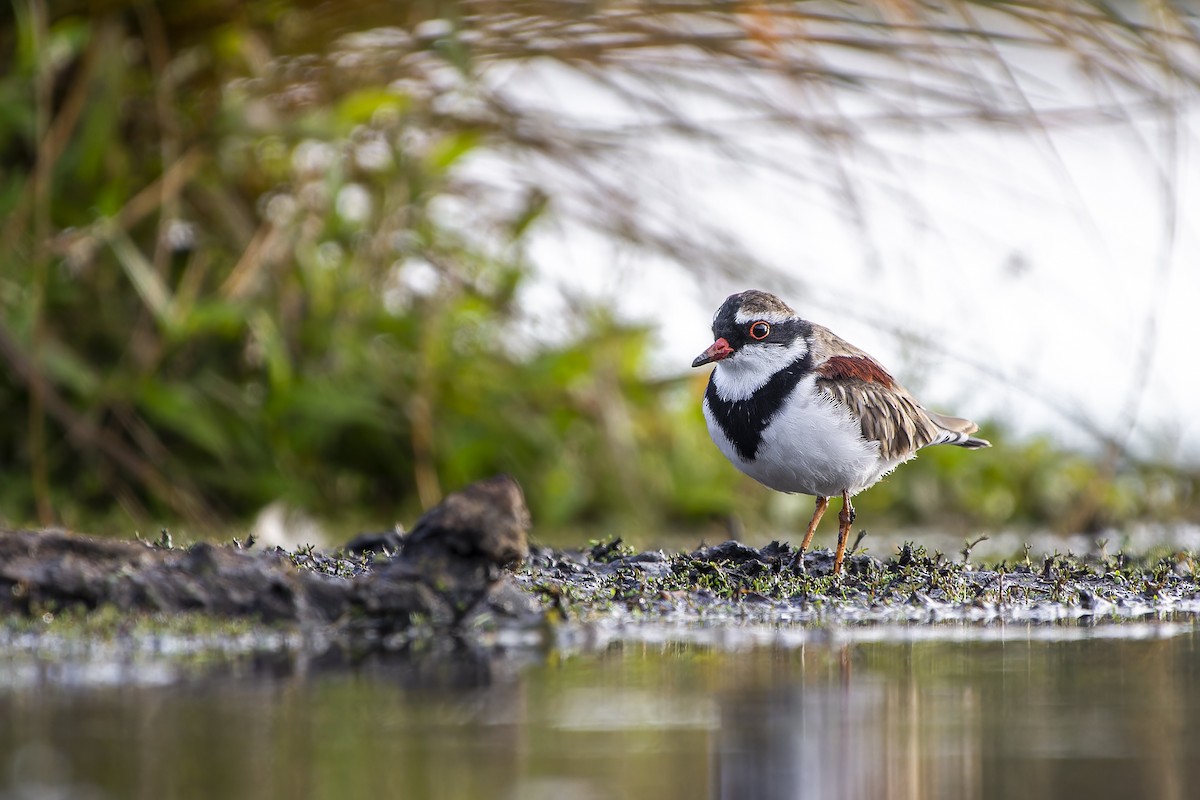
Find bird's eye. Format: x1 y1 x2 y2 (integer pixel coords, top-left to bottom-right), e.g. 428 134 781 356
749 321 771 340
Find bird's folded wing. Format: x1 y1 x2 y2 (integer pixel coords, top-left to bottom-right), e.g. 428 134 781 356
816 378 941 460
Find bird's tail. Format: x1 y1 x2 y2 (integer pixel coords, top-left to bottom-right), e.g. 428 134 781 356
953 434 991 449
930 413 992 449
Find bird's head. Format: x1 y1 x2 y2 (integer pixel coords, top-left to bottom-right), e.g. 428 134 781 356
691 290 812 385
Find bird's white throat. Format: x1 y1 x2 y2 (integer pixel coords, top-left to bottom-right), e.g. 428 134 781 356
710 336 809 402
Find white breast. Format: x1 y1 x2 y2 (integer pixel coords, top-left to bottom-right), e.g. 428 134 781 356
703 374 898 497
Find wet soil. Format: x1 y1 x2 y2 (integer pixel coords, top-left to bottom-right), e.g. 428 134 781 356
517 537 1200 628
0 476 538 643
2 477 1198 648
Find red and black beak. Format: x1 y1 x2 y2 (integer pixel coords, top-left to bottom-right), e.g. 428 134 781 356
691 337 734 367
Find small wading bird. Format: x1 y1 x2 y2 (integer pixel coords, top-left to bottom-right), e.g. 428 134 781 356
692 290 990 575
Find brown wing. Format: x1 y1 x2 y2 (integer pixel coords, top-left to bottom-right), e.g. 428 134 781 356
816 376 942 460
809 326 942 460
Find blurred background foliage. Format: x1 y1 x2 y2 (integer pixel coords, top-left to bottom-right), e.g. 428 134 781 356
1 0 1198 545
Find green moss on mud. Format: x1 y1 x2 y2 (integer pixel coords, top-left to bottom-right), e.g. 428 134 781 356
519 537 1200 624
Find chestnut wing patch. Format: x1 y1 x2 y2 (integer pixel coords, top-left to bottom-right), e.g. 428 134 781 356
817 356 895 387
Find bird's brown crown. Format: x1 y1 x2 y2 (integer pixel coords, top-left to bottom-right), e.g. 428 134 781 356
730 289 795 319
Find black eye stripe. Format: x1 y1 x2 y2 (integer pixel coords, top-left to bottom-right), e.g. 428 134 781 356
711 306 810 350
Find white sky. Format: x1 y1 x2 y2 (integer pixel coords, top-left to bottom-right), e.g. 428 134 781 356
470 54 1200 464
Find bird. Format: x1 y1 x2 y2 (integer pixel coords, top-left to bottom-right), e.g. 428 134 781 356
691 289 990 575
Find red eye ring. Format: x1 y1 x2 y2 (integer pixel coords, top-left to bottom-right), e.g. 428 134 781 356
749 321 771 340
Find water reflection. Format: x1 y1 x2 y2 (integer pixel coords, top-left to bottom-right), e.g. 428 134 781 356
715 632 1199 800
0 626 1197 799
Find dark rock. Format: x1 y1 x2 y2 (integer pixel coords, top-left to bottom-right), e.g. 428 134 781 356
0 529 344 623
353 475 531 632
760 540 795 561
403 474 529 566
0 475 534 636
354 563 450 627
693 540 765 564
801 549 837 574
344 529 405 556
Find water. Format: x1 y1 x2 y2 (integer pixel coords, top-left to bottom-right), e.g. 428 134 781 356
1 624 1198 799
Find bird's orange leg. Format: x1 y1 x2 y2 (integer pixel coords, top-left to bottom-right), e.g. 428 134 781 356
833 490 855 575
800 495 829 552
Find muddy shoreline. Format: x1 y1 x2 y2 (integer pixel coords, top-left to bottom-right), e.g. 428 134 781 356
2 478 1198 648
518 537 1200 628
3 530 1197 641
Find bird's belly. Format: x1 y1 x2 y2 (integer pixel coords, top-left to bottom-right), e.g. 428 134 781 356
706 390 887 497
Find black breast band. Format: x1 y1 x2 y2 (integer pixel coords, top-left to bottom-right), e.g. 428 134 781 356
704 353 813 461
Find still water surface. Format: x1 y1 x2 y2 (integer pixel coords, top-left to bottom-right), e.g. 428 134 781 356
1 624 1197 799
